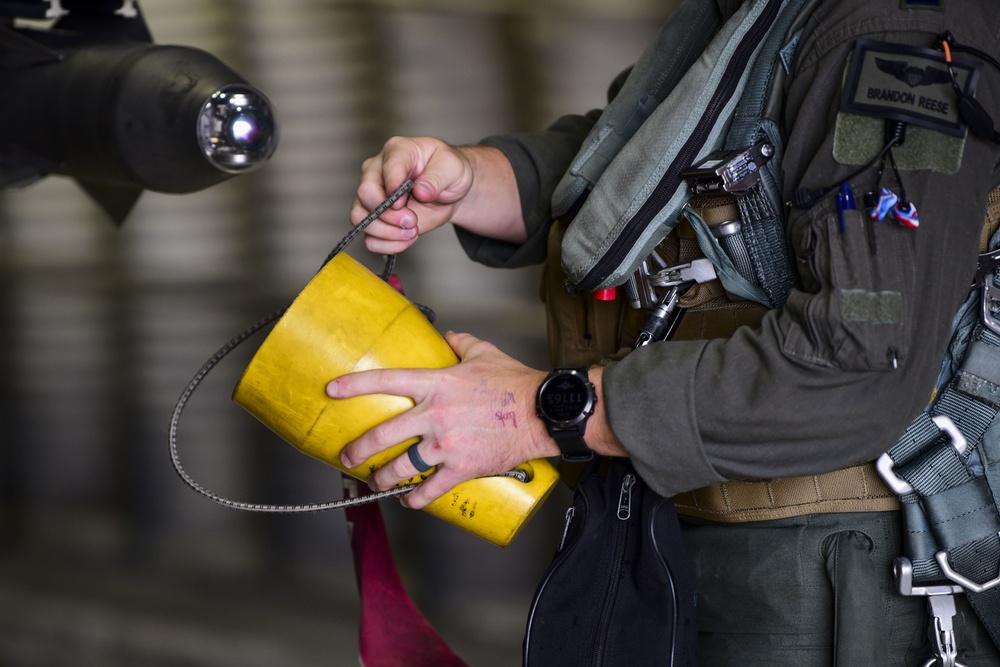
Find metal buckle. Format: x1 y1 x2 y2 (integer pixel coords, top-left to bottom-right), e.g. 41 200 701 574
876 415 968 495
877 416 1000 592
648 258 717 288
974 248 1000 336
936 537 1000 594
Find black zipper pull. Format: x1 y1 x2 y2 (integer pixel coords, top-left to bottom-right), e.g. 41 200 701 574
558 506 576 551
617 474 635 520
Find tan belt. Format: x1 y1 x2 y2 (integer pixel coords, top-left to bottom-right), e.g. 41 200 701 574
673 462 900 523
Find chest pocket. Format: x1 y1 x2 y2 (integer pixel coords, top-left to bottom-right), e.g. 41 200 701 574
781 188 915 371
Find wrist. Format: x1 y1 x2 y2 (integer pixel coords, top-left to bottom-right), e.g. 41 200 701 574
450 145 525 243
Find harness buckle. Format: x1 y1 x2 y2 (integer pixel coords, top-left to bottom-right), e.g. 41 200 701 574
649 258 718 288
974 248 1000 335
634 259 719 347
876 415 968 495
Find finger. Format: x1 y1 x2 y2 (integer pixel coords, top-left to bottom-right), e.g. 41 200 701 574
339 411 422 472
351 197 414 227
408 147 469 206
326 367 423 401
364 235 419 255
367 442 437 491
400 466 468 510
443 330 482 359
378 140 425 196
348 210 418 242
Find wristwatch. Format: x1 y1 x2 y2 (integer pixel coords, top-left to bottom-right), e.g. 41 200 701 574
536 366 597 462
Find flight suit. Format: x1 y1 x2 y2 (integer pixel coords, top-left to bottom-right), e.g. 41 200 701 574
456 0 1000 663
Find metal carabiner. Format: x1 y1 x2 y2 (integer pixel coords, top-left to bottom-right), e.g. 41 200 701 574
920 593 969 667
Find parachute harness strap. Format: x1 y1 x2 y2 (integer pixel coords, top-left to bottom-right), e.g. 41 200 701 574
168 179 528 514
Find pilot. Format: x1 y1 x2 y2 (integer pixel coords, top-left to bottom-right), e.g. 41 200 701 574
328 0 1000 663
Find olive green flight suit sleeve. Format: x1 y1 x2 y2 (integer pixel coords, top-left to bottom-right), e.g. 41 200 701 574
604 0 1000 496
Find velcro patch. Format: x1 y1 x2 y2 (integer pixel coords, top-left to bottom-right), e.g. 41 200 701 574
841 39 980 137
900 0 942 9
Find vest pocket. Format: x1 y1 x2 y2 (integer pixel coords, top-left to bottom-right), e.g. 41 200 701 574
782 192 914 371
541 220 629 367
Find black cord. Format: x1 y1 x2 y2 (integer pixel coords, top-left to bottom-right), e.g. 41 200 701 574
789 136 899 210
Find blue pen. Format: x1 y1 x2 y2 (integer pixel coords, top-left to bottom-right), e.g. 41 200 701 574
836 181 856 234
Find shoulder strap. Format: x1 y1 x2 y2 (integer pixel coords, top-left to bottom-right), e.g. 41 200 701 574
550 0 724 219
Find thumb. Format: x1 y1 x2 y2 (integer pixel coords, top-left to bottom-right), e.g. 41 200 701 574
411 146 471 205
411 177 439 203
444 331 481 359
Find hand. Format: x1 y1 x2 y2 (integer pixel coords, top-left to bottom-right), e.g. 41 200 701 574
351 137 526 254
325 332 557 509
352 137 475 255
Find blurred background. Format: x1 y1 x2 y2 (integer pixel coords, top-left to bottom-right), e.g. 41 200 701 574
0 1 667 665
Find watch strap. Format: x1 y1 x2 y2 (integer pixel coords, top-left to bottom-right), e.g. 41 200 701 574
550 428 594 462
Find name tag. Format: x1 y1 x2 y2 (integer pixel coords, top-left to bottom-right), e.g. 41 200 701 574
841 38 980 137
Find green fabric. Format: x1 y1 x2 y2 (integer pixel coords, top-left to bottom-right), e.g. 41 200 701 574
834 111 966 173
682 511 1000 666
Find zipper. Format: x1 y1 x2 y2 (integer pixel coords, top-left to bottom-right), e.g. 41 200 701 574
573 0 784 293
524 497 585 664
591 472 635 665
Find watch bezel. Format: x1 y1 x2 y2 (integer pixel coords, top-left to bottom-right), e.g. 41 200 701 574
536 368 597 429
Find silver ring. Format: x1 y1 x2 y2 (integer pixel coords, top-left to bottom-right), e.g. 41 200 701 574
407 444 433 473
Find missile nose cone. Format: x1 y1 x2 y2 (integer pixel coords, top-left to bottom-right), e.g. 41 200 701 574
197 85 278 173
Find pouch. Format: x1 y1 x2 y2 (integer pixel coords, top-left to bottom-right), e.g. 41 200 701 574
523 459 699 666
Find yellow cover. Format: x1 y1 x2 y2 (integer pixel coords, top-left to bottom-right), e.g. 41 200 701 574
233 252 558 546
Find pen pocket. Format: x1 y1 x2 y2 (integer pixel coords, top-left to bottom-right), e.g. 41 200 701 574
782 192 914 371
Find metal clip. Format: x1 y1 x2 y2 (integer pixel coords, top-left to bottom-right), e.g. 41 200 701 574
634 260 718 347
974 248 1000 336
923 593 966 667
894 558 967 667
626 251 669 310
649 258 717 288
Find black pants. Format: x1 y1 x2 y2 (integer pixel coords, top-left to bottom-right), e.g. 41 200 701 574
681 511 1000 666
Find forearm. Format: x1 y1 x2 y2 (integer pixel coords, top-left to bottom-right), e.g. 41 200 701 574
448 144 526 243
456 110 603 268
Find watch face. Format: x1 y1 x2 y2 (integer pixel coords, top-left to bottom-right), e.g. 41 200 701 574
539 373 591 425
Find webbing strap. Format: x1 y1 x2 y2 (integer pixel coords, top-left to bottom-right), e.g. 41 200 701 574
735 186 798 307
886 272 1000 648
719 0 818 309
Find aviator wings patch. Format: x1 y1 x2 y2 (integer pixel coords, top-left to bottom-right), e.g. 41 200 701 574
875 57 952 88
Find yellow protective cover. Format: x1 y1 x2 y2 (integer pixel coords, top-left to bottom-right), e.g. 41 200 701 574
233 252 558 547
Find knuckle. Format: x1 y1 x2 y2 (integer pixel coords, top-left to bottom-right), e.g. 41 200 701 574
368 426 395 451
389 451 414 477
